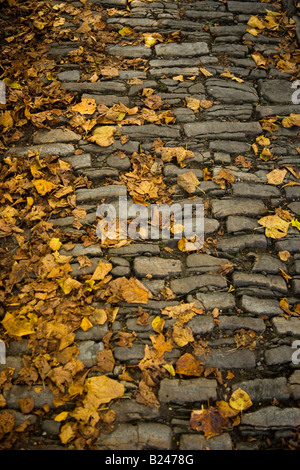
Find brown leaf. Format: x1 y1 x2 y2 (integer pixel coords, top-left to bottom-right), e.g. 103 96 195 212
144 95 163 110
177 171 200 193
96 349 115 373
190 407 228 439
175 353 204 377
18 396 35 414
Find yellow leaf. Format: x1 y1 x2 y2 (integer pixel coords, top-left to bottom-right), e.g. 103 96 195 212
57 277 82 295
260 147 274 161
266 168 287 185
256 135 270 146
246 28 260 36
152 316 165 333
54 411 69 422
247 15 266 30
143 32 163 47
162 364 176 376
84 376 125 409
260 117 278 133
0 111 13 128
3 77 21 89
118 26 135 36
91 261 112 281
89 126 116 147
172 322 194 347
291 219 300 231
199 67 213 77
185 96 201 112
178 237 188 252
220 69 244 82
278 250 290 261
72 98 97 115
229 388 252 411
49 238 62 251
59 422 76 444
251 52 268 68
258 215 290 239
2 312 37 337
281 114 300 128
144 34 157 47
33 179 57 195
53 17 65 27
142 88 155 97
80 317 93 331
173 75 184 82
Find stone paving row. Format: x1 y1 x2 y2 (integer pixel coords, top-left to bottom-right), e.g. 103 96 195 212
2 0 300 450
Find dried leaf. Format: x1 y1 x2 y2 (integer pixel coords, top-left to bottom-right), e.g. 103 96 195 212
89 126 116 147
72 98 97 115
258 215 290 239
266 168 287 185
229 388 252 411
33 179 57 195
190 407 228 439
175 353 204 377
83 376 125 409
281 114 300 128
177 171 200 193
220 69 244 82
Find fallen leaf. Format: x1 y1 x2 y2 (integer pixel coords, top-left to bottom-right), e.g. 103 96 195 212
33 179 57 195
83 376 125 409
152 316 165 333
175 353 204 377
49 238 62 251
229 388 252 411
278 250 291 261
72 98 97 115
291 218 300 231
266 168 287 185
282 114 300 128
177 171 200 193
256 135 271 146
220 69 244 82
91 261 112 281
251 51 268 68
199 67 213 77
278 268 292 283
247 15 266 30
190 407 228 439
89 126 116 147
258 215 290 239
185 96 201 112
172 321 194 347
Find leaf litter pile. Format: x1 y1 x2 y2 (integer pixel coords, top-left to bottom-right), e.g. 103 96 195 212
0 0 300 451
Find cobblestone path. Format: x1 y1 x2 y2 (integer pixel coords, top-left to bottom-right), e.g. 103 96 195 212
1 0 300 451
